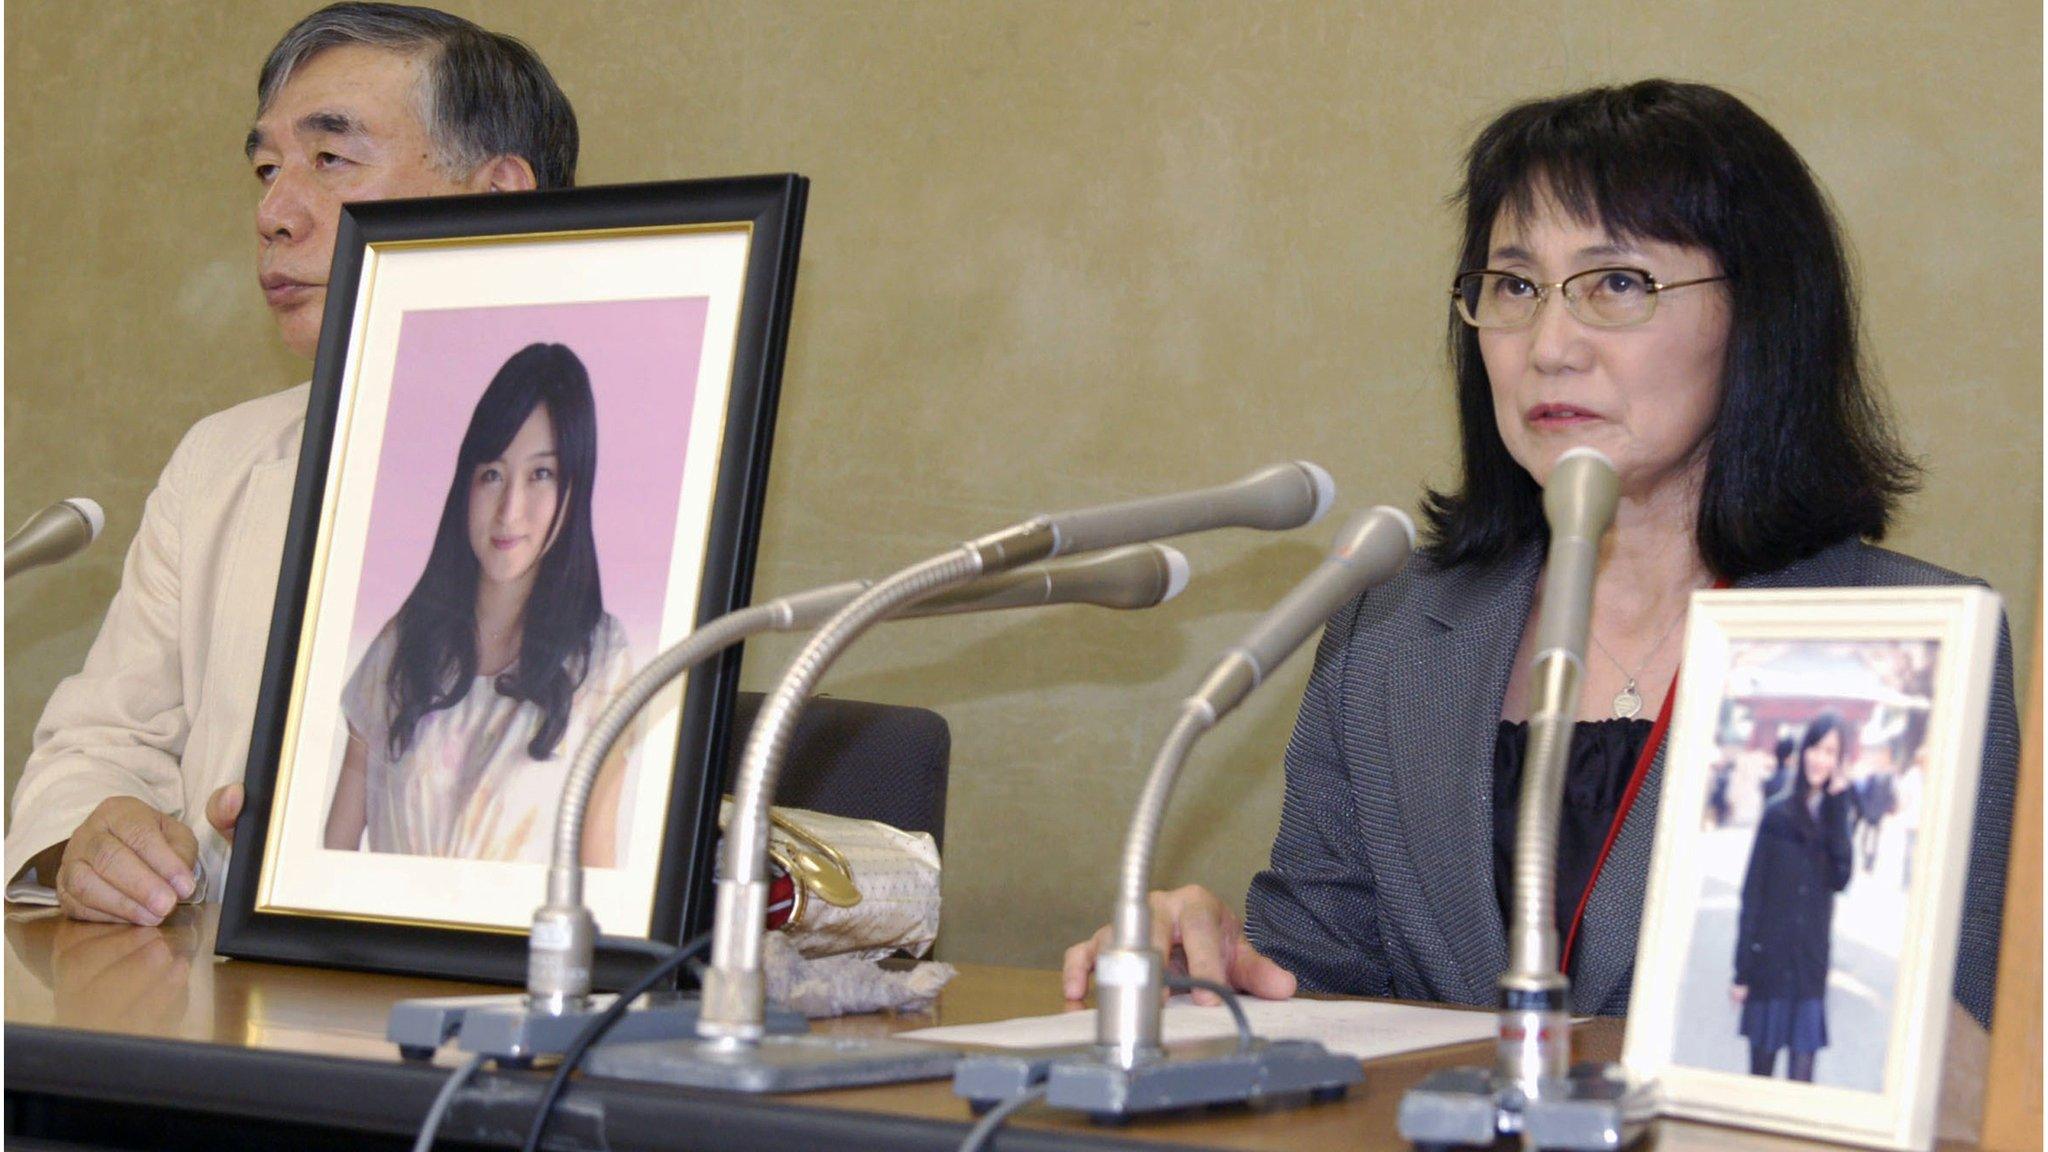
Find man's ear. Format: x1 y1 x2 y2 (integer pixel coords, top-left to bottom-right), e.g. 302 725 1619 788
472 153 538 193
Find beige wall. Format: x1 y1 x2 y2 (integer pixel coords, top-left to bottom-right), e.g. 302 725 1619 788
6 1 2039 968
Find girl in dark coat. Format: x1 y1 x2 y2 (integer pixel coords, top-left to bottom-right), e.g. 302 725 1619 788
1732 711 1856 1081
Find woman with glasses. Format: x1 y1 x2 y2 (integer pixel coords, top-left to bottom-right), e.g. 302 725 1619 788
1063 80 2017 1036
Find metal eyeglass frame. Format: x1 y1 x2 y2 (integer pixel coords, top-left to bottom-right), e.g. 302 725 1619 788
1449 266 1729 329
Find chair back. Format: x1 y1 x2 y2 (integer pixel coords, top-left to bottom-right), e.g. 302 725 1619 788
726 692 951 848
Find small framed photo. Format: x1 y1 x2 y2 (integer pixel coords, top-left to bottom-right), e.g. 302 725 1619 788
217 177 807 986
1623 586 2003 1150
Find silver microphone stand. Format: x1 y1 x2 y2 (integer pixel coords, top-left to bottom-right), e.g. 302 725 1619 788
386 582 865 1062
581 521 1063 1091
580 463 1337 1092
1397 448 1655 1150
968 507 1415 1118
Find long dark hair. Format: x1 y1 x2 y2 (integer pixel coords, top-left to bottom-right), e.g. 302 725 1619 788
1788 710 1851 804
1423 80 1918 578
386 342 602 759
1768 733 1798 800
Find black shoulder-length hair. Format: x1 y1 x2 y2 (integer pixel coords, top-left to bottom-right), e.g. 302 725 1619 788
1788 710 1852 803
1421 80 1918 578
386 342 603 760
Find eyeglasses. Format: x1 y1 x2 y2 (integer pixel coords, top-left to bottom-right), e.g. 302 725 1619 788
1450 266 1729 330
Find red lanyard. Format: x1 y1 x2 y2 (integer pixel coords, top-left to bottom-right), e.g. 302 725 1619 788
1558 576 1728 974
1559 673 1675 973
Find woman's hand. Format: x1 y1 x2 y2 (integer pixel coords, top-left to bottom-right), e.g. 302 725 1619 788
1730 984 1748 1005
1061 884 1297 1006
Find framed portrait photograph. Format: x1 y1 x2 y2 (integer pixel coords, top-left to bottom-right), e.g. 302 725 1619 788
1623 586 2003 1150
217 176 807 986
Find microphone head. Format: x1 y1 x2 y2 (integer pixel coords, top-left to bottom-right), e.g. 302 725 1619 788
63 498 105 541
1159 546 1191 603
1330 505 1416 579
1543 448 1619 544
1202 503 1414 713
1296 462 1337 525
1231 461 1337 532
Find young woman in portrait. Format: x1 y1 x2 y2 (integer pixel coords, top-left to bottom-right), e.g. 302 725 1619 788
323 342 633 866
1731 710 1857 1081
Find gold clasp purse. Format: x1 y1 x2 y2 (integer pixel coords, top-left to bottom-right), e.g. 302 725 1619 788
718 801 942 958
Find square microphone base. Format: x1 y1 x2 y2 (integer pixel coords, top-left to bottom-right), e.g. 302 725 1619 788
1040 1038 1362 1120
584 1033 963 1093
1398 1062 1654 1150
386 993 807 1065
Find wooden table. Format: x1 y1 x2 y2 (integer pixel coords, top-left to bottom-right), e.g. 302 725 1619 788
0 903 1971 1151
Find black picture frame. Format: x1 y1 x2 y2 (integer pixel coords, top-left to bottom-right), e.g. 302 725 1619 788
217 175 807 988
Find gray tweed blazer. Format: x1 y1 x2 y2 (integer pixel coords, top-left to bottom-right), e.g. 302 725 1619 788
1243 538 2018 1025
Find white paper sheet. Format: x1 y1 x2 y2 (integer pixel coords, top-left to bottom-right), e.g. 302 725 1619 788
898 995 1498 1062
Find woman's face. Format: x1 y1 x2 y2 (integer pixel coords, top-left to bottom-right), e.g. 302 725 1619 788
467 405 563 590
1802 728 1843 789
1477 197 1733 501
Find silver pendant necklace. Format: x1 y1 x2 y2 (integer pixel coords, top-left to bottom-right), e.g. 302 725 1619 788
1590 608 1688 719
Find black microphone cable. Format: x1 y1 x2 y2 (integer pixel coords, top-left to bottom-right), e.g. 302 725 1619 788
519 931 714 1152
407 931 714 1152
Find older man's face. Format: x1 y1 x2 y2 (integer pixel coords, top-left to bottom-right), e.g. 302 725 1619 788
248 44 489 358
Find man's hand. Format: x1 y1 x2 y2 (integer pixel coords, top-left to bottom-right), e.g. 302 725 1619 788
54 798 199 926
206 783 244 840
1061 884 1297 1006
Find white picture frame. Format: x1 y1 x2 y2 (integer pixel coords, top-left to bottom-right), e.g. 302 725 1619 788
1623 586 2002 1150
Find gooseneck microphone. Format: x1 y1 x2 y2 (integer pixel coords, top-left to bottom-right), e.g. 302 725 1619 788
1095 506 1415 1067
525 545 1191 1014
5 498 105 579
1043 462 1335 557
700 464 1334 1051
1399 446 1650 1151
1498 446 1618 1088
526 579 860 1014
914 541 1189 614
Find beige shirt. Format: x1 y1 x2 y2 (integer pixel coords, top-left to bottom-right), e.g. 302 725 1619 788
5 384 309 900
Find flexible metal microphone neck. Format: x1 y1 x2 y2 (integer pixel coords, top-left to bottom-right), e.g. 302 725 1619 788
1498 447 1618 1088
528 585 866 1015
696 521 1059 1041
1096 507 1414 1064
527 541 1192 1019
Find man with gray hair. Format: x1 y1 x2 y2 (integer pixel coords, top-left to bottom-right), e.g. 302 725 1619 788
5 2 578 925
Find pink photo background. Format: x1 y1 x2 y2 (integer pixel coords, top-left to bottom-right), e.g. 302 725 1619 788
347 297 710 670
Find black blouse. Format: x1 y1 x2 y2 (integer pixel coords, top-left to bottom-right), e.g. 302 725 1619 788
1492 717 1654 944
